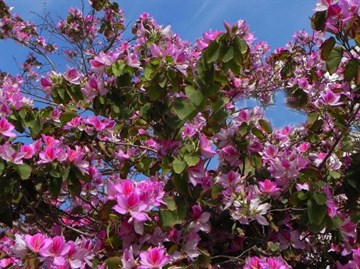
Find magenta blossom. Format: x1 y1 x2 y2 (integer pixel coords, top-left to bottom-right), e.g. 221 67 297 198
0 118 16 138
24 233 51 253
139 247 170 269
259 179 281 195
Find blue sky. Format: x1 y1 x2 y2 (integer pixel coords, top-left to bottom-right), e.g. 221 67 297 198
0 0 316 127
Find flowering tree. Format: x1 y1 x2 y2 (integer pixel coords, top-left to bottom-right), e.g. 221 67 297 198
1 0 360 268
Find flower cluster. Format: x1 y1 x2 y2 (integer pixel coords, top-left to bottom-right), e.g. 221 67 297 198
0 0 360 267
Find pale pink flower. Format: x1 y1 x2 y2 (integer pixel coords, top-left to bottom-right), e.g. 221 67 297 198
24 233 51 253
183 232 201 260
0 143 25 164
189 205 211 233
321 90 342 106
199 133 216 158
63 67 81 84
188 161 206 187
122 246 136 269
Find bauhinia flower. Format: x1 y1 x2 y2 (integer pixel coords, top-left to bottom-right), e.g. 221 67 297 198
139 246 170 269
0 118 16 137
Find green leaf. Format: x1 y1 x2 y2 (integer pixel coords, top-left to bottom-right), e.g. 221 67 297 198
307 112 318 126
307 199 327 225
160 197 187 228
251 127 265 140
173 99 196 120
281 60 296 79
185 86 204 107
268 242 280 252
50 168 61 178
16 164 32 180
297 191 310 201
258 119 272 134
69 178 82 196
49 177 62 198
172 173 189 196
326 46 343 74
235 37 248 55
211 185 222 200
0 204 12 227
222 47 234 63
344 59 359 82
173 158 186 174
144 65 154 80
104 256 122 269
205 41 220 63
0 161 4 175
250 154 262 169
60 111 78 125
139 103 152 120
214 70 228 84
210 97 224 113
112 60 125 77
329 170 341 179
160 209 183 228
148 85 164 101
320 37 335 60
313 192 327 205
184 154 199 167
311 11 327 31
164 197 177 211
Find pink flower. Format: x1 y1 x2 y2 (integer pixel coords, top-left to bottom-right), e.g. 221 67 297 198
122 246 136 269
39 236 71 266
24 233 51 253
84 116 106 132
189 205 211 233
188 161 206 187
296 142 311 153
64 241 87 269
82 76 107 100
340 218 357 245
219 171 242 189
89 52 117 72
182 123 197 138
0 118 16 138
199 133 216 158
0 142 25 164
236 109 251 122
183 232 201 260
40 76 53 95
244 256 261 269
259 179 281 195
219 144 241 166
63 67 81 84
314 0 337 12
67 146 88 171
139 247 170 269
20 143 38 159
321 90 342 106
0 258 16 268
39 145 67 164
113 192 149 221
